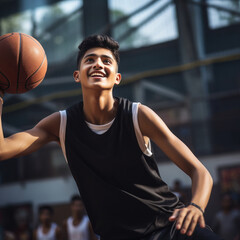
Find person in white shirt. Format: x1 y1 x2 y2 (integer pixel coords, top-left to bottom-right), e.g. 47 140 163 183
62 195 98 240
33 206 61 240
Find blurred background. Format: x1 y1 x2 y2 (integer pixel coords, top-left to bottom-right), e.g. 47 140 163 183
0 0 240 239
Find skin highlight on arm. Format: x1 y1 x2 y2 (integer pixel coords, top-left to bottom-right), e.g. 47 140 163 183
138 104 212 236
0 99 60 161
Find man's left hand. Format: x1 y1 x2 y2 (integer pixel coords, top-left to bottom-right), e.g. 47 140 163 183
169 205 205 236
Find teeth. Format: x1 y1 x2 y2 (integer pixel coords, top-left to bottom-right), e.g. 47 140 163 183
91 72 105 77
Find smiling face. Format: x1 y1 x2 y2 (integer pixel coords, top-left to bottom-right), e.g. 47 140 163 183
73 47 121 91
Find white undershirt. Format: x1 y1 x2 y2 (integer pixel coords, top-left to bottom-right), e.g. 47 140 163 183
36 223 57 240
59 102 152 162
67 216 89 240
85 118 115 135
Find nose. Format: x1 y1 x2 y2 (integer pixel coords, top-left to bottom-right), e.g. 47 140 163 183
93 58 103 69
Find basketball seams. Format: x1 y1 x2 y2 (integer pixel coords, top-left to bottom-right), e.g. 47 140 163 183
22 33 46 55
0 32 14 43
16 33 22 93
27 78 44 87
0 33 16 91
25 54 47 90
0 32 47 93
0 33 14 90
22 33 47 90
0 71 10 89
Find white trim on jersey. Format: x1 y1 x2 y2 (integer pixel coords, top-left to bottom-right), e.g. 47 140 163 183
59 102 153 163
132 103 152 156
59 110 67 162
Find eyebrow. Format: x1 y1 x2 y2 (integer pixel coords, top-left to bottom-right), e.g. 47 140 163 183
84 53 114 60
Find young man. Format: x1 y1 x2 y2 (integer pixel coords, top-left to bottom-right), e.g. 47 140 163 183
62 195 98 240
0 35 221 240
33 206 61 240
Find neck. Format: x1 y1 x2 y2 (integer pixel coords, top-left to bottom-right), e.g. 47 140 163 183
72 212 84 221
42 222 51 228
82 90 117 125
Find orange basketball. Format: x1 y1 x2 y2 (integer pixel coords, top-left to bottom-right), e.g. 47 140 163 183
0 32 47 94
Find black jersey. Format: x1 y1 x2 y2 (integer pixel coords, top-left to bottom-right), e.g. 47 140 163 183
64 97 184 240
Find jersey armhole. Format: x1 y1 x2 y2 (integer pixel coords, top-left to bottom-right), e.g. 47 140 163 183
132 103 153 156
59 110 68 163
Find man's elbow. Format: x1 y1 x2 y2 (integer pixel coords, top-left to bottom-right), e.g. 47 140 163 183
193 165 213 188
0 153 8 161
200 166 213 189
206 170 213 189
0 148 13 161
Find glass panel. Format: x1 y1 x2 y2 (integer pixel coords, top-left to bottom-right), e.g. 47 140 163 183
34 0 83 63
0 10 33 35
0 0 83 64
108 0 178 50
207 0 240 29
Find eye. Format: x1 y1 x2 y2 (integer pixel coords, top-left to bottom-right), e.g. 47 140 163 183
85 58 94 63
103 59 112 64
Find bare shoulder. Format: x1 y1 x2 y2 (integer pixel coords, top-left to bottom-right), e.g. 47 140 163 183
138 104 161 123
36 112 60 127
138 104 173 141
138 104 163 130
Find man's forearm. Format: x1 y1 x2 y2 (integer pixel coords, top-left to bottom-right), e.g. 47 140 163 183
190 167 213 211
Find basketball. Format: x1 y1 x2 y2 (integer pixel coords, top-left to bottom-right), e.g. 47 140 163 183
0 32 47 94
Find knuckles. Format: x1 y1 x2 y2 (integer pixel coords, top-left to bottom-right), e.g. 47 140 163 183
191 218 197 224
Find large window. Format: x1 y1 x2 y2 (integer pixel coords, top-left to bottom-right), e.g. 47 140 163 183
34 0 83 63
108 0 178 50
0 0 83 64
0 10 32 35
207 0 240 29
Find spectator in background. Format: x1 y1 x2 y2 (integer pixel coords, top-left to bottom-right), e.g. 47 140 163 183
62 195 98 240
13 208 32 240
4 231 15 240
213 193 240 240
33 206 61 240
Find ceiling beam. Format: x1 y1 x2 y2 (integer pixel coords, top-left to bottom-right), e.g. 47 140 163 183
142 80 185 101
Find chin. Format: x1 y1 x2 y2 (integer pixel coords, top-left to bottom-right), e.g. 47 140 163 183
89 82 112 90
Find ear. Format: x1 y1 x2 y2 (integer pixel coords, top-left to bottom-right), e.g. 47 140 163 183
73 71 80 83
115 73 122 85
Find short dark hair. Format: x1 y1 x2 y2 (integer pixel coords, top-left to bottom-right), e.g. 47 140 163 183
39 205 54 215
71 194 82 203
77 35 120 68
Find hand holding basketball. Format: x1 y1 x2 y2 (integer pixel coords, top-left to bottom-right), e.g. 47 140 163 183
0 32 47 94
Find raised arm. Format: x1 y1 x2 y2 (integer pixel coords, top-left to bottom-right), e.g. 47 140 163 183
0 95 60 161
138 104 213 236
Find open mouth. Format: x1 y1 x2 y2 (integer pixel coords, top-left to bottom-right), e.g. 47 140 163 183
89 71 106 78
